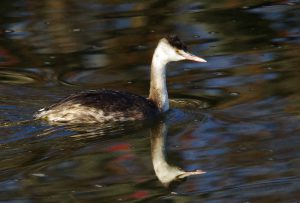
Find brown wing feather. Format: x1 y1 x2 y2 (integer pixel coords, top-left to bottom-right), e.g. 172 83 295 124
46 89 159 119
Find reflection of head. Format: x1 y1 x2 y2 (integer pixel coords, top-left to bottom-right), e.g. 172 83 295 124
150 121 205 187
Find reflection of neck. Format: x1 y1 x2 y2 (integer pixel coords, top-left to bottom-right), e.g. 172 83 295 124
151 122 204 187
148 45 169 113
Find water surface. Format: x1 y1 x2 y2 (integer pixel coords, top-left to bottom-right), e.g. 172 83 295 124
1 0 300 202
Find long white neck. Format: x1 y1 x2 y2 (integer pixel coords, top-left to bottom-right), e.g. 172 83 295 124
149 44 169 112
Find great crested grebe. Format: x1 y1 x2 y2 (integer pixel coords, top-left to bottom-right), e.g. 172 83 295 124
35 34 206 123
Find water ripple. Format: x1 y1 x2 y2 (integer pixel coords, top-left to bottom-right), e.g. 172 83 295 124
0 69 45 85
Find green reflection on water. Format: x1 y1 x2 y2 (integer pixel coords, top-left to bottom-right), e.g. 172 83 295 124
0 0 300 202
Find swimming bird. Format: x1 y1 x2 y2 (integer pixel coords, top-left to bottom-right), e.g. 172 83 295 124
35 34 206 123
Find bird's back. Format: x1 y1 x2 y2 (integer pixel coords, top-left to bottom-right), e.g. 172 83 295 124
35 90 159 123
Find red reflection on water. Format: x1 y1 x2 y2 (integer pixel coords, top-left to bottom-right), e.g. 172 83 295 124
0 47 19 66
124 190 150 200
105 143 130 152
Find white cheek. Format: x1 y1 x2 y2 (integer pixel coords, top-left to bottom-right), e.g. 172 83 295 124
170 52 184 61
156 40 186 62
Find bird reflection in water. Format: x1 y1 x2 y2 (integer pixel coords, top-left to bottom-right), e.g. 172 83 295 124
151 120 205 187
34 112 206 189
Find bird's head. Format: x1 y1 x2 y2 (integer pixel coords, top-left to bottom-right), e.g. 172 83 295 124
156 34 207 63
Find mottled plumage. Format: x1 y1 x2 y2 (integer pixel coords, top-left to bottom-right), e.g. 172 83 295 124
35 90 159 123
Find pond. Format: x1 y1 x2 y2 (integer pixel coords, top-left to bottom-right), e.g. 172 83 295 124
1 0 300 202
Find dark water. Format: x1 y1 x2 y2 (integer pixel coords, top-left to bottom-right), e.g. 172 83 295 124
1 0 300 202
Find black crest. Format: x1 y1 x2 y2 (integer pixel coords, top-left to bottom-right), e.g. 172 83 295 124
166 34 188 51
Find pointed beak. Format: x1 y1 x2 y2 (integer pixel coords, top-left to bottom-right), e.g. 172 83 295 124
181 51 207 63
177 169 206 179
